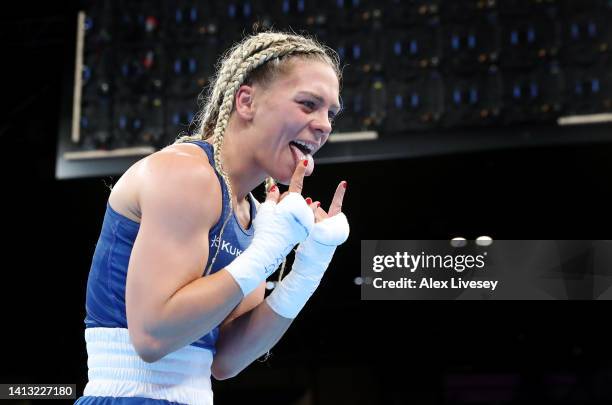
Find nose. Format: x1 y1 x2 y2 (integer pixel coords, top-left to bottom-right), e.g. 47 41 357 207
311 110 332 137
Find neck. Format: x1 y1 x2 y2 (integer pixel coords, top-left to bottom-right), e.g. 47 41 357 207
205 122 267 203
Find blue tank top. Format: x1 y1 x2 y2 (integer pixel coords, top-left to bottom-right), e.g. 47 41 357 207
84 140 256 354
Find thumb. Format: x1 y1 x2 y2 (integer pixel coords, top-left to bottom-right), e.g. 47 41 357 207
310 212 350 246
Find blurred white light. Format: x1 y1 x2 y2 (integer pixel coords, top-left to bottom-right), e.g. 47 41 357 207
354 277 363 285
476 236 493 246
265 281 276 290
451 237 467 247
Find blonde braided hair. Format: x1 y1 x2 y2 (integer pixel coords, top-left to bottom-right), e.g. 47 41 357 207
174 31 341 277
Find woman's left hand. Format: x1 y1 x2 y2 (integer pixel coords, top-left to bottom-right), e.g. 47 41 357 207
265 181 349 320
305 180 347 223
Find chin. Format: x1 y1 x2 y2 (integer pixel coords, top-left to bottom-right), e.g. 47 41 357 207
268 165 292 186
272 166 313 187
276 176 291 186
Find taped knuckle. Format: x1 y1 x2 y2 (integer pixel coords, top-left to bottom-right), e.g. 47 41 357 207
277 193 315 238
311 213 350 245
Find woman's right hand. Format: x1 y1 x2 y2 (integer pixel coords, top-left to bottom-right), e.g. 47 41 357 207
225 159 314 296
257 157 313 241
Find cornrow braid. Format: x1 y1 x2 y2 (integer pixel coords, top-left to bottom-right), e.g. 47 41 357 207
200 34 320 139
174 34 293 144
174 31 341 276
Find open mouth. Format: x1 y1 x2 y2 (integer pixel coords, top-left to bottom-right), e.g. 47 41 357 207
289 140 313 156
288 141 315 176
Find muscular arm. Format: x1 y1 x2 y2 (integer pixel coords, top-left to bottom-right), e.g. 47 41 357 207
127 149 312 372
213 297 294 380
212 181 349 380
126 149 245 362
208 194 289 379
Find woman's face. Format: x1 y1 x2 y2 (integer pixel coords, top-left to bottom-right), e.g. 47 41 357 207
250 59 341 184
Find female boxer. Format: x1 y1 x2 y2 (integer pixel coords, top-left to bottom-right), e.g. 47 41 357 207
76 31 349 405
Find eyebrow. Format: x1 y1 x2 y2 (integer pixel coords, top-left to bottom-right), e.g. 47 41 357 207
297 91 342 113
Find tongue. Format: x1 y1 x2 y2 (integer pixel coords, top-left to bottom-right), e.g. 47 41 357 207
304 153 314 176
290 144 314 176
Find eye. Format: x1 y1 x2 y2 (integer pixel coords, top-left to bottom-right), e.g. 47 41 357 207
300 100 316 110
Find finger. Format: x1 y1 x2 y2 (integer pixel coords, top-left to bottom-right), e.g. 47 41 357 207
265 183 280 204
310 199 319 215
288 159 308 194
305 197 314 210
328 181 347 217
314 203 328 223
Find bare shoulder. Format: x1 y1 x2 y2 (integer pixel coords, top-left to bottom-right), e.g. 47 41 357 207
109 142 221 227
139 143 222 227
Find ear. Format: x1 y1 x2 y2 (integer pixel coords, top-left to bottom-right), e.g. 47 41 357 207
234 85 255 121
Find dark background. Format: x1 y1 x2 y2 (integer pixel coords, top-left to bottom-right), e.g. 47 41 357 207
3 1 612 404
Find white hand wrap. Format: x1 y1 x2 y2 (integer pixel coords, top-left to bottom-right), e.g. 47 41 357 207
225 193 314 296
266 213 350 319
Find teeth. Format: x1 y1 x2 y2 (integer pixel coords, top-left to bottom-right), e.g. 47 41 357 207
293 140 313 154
